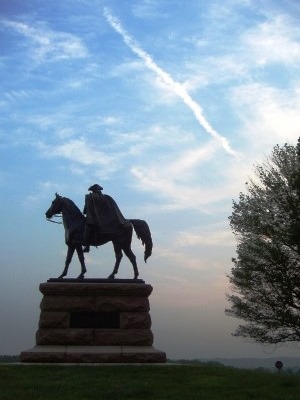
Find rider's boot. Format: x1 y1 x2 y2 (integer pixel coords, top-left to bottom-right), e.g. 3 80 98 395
83 245 90 253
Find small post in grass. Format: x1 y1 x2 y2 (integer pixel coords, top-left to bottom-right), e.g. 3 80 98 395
275 360 283 373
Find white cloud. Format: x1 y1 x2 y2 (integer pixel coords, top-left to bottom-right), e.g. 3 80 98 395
231 82 300 151
167 142 218 176
56 127 76 139
4 90 31 101
130 165 223 212
23 180 64 205
38 139 117 169
243 15 300 66
176 12 300 92
153 245 212 272
132 0 166 19
102 116 120 125
175 228 235 247
2 19 89 63
129 137 264 214
27 115 57 130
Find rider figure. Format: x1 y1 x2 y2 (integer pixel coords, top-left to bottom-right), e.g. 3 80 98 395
82 184 128 252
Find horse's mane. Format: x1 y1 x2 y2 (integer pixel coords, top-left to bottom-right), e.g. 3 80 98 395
62 197 84 217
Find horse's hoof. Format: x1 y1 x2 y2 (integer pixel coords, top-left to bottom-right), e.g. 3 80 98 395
134 274 139 280
108 274 115 280
57 275 65 279
77 274 85 280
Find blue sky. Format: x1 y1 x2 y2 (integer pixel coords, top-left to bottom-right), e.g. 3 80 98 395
1 0 300 359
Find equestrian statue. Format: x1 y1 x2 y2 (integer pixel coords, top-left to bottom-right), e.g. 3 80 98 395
45 184 153 280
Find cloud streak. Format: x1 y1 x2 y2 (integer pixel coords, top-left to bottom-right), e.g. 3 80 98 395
103 7 237 157
37 138 119 177
2 19 88 63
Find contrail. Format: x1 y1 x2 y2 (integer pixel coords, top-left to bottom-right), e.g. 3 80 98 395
103 7 237 157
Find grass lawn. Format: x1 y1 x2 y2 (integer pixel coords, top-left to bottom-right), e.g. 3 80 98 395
0 364 299 400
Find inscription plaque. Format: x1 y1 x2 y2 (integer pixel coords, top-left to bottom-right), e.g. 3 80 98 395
70 311 120 329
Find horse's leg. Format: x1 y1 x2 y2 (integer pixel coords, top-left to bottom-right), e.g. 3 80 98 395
108 242 123 279
123 246 139 279
58 245 75 279
75 244 87 279
120 225 139 279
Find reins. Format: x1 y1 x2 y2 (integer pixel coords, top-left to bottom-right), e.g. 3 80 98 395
47 214 63 224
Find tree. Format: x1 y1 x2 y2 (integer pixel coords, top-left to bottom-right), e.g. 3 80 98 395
226 139 300 344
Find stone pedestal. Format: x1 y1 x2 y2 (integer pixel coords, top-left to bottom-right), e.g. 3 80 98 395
20 279 166 363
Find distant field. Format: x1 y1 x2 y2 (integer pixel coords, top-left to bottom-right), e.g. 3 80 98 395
1 364 300 400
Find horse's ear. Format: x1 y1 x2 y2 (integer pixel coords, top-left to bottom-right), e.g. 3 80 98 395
55 192 60 198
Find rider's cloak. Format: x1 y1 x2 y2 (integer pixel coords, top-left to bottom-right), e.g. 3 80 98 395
84 191 128 234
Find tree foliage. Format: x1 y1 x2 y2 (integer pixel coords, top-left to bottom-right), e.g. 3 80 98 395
226 140 300 344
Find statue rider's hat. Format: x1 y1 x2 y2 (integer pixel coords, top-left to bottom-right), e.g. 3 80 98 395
88 184 103 192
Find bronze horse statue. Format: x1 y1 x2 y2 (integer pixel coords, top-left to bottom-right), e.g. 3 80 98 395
45 193 152 279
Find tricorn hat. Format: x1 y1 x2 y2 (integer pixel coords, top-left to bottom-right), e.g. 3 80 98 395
88 184 103 192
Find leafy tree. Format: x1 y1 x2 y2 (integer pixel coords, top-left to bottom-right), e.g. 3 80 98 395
226 139 300 344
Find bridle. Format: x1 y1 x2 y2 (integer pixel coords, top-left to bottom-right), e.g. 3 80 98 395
46 194 65 224
46 214 63 224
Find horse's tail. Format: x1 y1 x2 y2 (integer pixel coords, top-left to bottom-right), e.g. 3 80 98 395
129 219 153 263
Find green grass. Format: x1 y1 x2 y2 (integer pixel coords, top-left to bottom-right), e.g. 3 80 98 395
0 364 299 400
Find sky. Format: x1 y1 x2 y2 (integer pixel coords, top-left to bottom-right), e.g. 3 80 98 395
1 0 300 360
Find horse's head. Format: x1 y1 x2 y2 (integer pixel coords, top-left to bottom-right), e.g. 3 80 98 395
45 193 64 219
